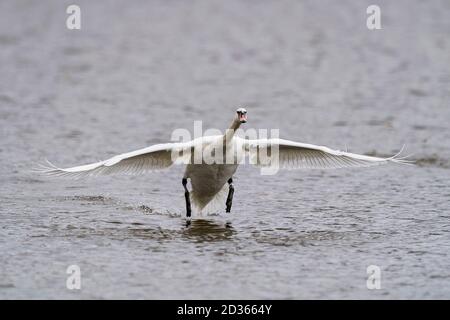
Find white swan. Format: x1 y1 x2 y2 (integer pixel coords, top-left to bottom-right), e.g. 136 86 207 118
37 108 412 220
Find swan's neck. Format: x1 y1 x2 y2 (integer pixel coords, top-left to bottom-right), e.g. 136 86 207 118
224 118 241 143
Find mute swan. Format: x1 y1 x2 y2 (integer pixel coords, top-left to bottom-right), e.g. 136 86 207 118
37 108 411 222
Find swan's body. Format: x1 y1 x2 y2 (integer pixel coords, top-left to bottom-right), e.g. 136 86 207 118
186 161 239 210
37 108 411 219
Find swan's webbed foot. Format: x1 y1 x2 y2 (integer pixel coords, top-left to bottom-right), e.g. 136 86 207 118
226 177 234 213
182 177 191 218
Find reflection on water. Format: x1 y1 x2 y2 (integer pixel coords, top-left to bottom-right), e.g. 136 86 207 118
52 211 237 243
182 219 235 243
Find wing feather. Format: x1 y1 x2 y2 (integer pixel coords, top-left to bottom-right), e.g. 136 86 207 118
35 142 186 179
242 138 413 170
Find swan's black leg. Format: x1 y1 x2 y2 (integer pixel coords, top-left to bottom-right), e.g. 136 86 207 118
182 178 191 224
226 177 234 213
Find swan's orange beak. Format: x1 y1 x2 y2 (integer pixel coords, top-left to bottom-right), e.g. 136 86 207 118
239 113 247 123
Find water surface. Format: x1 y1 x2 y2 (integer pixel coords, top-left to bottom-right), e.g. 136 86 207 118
0 0 449 299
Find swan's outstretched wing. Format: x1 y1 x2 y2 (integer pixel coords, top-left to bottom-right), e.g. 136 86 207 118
241 138 412 169
35 142 191 179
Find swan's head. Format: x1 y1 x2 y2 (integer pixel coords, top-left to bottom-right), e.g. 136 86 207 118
236 107 247 123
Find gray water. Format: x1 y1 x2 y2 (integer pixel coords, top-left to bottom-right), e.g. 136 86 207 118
1 0 450 299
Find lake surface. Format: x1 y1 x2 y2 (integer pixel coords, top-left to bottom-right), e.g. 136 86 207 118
0 0 449 299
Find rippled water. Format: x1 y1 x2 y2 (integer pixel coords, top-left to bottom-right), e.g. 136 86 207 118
1 0 450 299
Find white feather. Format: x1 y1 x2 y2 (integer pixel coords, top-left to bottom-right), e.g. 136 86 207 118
240 138 413 169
